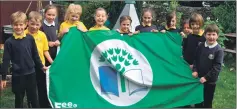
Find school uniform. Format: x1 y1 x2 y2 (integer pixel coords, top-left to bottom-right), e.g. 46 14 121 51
25 29 50 108
193 42 224 108
89 25 110 31
182 31 206 65
135 23 157 32
41 20 59 66
59 20 87 34
159 25 182 33
1 33 43 108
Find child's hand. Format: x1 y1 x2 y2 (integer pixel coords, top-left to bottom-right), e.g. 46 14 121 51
200 77 207 83
133 31 140 35
189 65 193 69
160 30 166 33
128 33 134 36
192 72 198 78
54 40 61 46
0 80 7 90
77 25 88 32
180 32 186 38
151 29 159 33
42 66 49 73
48 41 55 47
62 28 69 34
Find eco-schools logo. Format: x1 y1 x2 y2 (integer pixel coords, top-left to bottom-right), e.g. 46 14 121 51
90 39 153 106
54 102 77 108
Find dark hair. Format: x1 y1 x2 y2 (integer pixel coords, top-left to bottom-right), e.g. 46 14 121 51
181 19 189 28
204 24 219 35
44 4 58 14
166 11 176 27
142 8 154 18
120 15 132 24
189 13 204 27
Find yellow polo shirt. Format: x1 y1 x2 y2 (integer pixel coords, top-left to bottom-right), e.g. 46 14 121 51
59 20 87 33
25 29 49 65
89 25 110 31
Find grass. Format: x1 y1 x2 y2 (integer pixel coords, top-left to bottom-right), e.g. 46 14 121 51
0 64 236 108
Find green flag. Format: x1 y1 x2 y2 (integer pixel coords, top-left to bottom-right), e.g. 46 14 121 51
46 27 203 108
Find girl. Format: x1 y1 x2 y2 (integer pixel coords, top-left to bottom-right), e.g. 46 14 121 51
180 18 192 38
135 8 158 33
89 8 110 31
160 11 182 33
41 4 60 67
116 15 133 36
59 4 87 37
182 13 206 69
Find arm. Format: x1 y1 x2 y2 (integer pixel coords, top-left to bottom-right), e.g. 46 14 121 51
204 50 224 82
44 51 53 64
0 41 11 80
31 37 44 69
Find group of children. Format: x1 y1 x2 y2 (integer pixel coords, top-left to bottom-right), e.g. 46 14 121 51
0 3 224 108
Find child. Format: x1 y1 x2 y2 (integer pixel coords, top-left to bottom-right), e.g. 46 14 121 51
116 15 133 36
182 13 206 68
59 4 87 37
135 8 158 33
89 8 110 31
24 11 53 108
159 11 182 33
192 24 224 108
180 18 192 37
41 4 60 66
0 11 47 108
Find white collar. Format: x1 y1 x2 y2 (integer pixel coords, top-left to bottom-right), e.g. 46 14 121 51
44 19 55 26
205 41 218 48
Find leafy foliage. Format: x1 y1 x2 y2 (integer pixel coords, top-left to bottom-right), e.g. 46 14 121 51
212 1 236 33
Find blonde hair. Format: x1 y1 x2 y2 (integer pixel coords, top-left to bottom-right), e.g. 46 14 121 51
64 4 82 21
28 11 43 22
10 11 27 24
94 7 107 17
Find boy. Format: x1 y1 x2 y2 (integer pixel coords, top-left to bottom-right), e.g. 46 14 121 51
0 11 47 108
25 11 53 108
192 24 224 108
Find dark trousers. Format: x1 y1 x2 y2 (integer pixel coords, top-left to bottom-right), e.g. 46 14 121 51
195 83 216 108
12 73 39 108
36 67 51 108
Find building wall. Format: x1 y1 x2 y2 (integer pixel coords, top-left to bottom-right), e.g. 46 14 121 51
0 1 48 44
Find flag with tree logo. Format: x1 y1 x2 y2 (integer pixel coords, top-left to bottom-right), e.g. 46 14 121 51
46 27 203 108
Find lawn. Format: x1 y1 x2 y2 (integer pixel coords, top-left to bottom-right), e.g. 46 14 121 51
0 64 236 108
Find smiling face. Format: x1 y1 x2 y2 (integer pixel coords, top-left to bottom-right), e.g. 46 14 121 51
12 22 26 36
142 11 152 25
45 8 57 23
169 16 176 29
120 19 131 33
205 32 218 45
190 22 200 34
28 20 42 34
95 10 107 26
69 13 80 23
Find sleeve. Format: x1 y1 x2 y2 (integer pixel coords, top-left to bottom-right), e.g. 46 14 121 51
135 25 140 31
158 25 166 31
59 22 65 34
31 37 44 69
80 22 88 30
192 43 201 72
42 33 49 51
182 35 189 52
0 41 11 80
204 49 224 81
